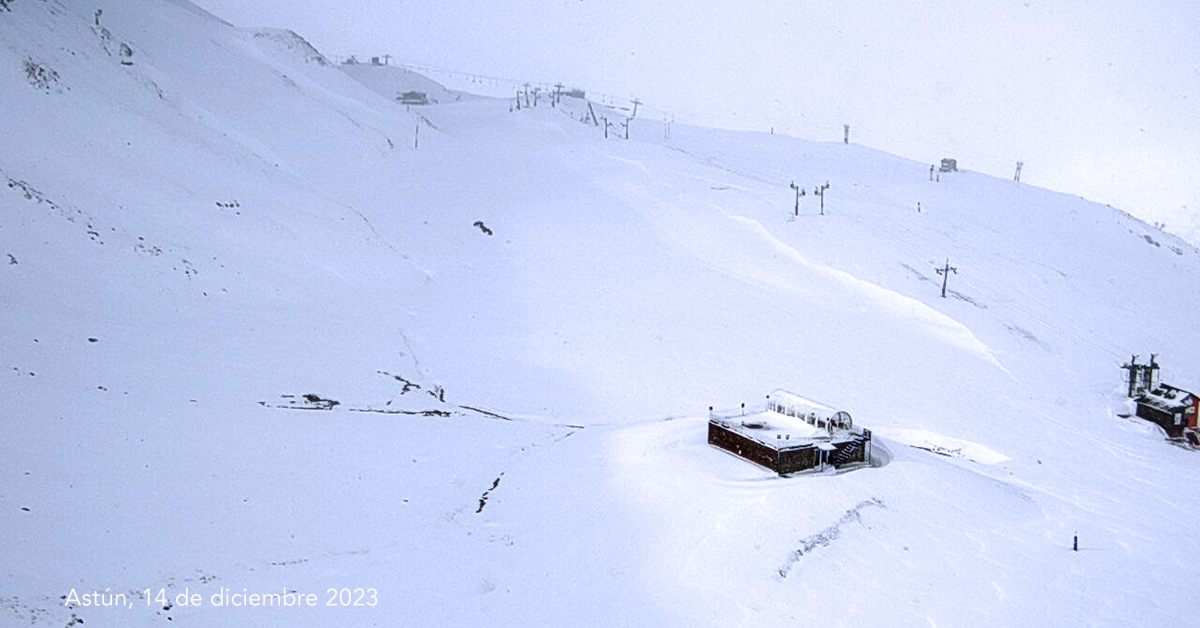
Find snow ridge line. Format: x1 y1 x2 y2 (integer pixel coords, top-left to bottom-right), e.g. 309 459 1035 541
776 497 886 579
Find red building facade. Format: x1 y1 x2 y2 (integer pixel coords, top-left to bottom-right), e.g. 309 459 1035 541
1135 384 1200 444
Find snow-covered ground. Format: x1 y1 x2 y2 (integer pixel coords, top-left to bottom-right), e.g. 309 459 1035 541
3 1 1199 626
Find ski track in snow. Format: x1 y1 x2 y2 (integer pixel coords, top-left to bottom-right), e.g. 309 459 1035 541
776 498 886 579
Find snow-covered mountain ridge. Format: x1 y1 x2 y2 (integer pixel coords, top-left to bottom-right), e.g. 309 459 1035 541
3 1 1199 626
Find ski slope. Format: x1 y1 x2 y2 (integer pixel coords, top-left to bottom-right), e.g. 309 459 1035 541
3 1 1199 626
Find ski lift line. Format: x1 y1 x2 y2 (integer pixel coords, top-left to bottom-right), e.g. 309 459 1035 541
771 120 1021 172
397 58 575 93
668 110 1024 174
344 54 1026 174
341 55 555 92
336 54 655 116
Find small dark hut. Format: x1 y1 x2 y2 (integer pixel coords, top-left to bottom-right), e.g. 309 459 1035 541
939 158 958 173
399 91 429 105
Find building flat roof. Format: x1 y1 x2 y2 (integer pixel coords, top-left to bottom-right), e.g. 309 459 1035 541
1139 384 1197 413
711 411 857 451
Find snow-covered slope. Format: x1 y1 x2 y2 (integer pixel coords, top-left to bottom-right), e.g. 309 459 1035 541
3 1 1200 626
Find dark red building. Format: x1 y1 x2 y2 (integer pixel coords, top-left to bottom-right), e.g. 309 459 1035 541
707 390 872 475
1135 384 1200 445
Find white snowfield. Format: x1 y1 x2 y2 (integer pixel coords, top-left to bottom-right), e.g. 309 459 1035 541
3 1 1199 626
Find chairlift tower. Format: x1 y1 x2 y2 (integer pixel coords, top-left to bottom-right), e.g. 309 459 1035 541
935 259 957 298
789 181 806 217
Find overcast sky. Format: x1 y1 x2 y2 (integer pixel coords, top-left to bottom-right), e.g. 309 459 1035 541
191 0 1199 242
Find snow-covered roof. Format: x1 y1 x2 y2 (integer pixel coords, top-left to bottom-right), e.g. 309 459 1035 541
724 411 820 443
712 395 861 450
1138 384 1197 412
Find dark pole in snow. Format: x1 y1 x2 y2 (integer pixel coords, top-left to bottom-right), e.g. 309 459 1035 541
1073 533 1078 551
815 182 830 215
935 259 958 298
789 181 803 216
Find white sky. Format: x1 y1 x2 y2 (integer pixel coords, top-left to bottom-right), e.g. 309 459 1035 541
190 0 1199 242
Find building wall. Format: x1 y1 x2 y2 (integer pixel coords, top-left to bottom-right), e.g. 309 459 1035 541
777 445 820 474
1136 402 1186 438
708 422 778 471
708 421 870 474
